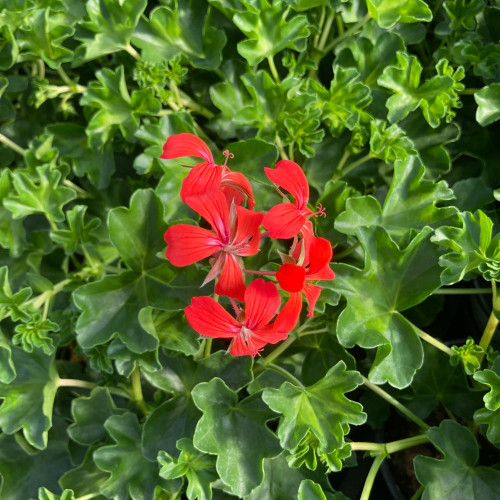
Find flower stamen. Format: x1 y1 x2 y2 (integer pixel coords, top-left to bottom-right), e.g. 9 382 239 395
222 149 234 167
313 203 327 218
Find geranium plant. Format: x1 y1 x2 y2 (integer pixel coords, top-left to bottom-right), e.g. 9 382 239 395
0 0 499 499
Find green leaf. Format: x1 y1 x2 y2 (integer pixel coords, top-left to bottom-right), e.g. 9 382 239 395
50 205 101 255
0 25 18 70
17 9 74 68
234 0 310 65
414 420 500 498
73 190 200 350
93 412 162 500
80 66 160 149
12 313 59 355
0 329 15 383
369 119 417 162
298 479 347 500
0 347 58 449
37 488 75 500
4 165 76 223
138 307 199 356
158 438 217 500
192 378 281 497
378 53 462 128
474 358 500 411
336 156 456 247
407 342 483 420
47 123 115 189
131 4 226 69
450 338 484 375
0 418 72 499
75 0 147 61
444 0 485 30
0 265 32 322
367 0 432 29
67 387 124 445
311 66 372 138
475 83 500 127
331 227 442 388
142 352 253 459
431 210 500 284
262 362 365 471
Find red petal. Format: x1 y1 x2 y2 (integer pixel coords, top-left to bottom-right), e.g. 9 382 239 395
243 279 280 330
185 296 240 339
264 160 309 210
276 263 306 293
180 163 223 202
262 203 306 239
232 206 263 256
274 292 302 334
303 284 322 317
308 237 333 273
160 133 214 164
165 225 221 266
221 171 256 209
215 254 246 302
185 190 230 242
229 333 266 357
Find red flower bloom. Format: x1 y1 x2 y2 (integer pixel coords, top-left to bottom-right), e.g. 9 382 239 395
262 160 325 239
160 133 255 208
185 279 287 356
275 237 335 332
164 190 262 301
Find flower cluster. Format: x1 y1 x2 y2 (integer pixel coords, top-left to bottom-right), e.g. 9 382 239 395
162 133 335 356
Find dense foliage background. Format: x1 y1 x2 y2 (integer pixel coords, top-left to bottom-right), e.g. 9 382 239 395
0 0 500 499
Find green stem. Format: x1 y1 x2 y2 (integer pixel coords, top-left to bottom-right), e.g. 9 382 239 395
169 79 183 109
433 288 492 295
323 14 371 53
63 179 91 198
317 10 336 52
204 338 213 358
178 89 215 119
413 325 454 356
313 6 326 48
458 88 479 95
477 281 500 363
334 149 351 175
131 366 149 415
57 379 131 399
360 453 386 500
260 335 296 366
57 66 76 89
335 153 373 179
288 142 295 162
76 494 101 500
410 485 424 500
335 13 345 36
0 133 26 156
334 241 361 260
275 135 289 160
125 44 141 61
363 376 430 430
267 55 280 83
267 362 305 388
298 327 329 337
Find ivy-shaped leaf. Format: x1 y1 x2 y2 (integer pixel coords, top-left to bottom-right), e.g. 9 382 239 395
475 83 500 127
444 0 484 30
378 53 463 128
0 329 14 384
37 488 75 500
67 387 124 445
142 351 253 460
366 0 432 29
431 210 500 285
158 438 218 500
336 156 456 247
12 313 59 355
262 362 366 471
0 25 18 70
93 412 163 500
311 66 372 138
80 66 160 149
414 420 500 498
233 0 310 65
3 165 76 223
75 0 147 61
131 3 226 69
73 189 201 352
0 347 58 449
192 378 281 497
331 226 442 388
298 479 347 500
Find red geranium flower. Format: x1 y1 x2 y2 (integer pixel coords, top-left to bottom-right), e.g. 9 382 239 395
160 133 255 208
164 190 262 301
262 160 325 239
275 236 335 332
185 279 287 356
